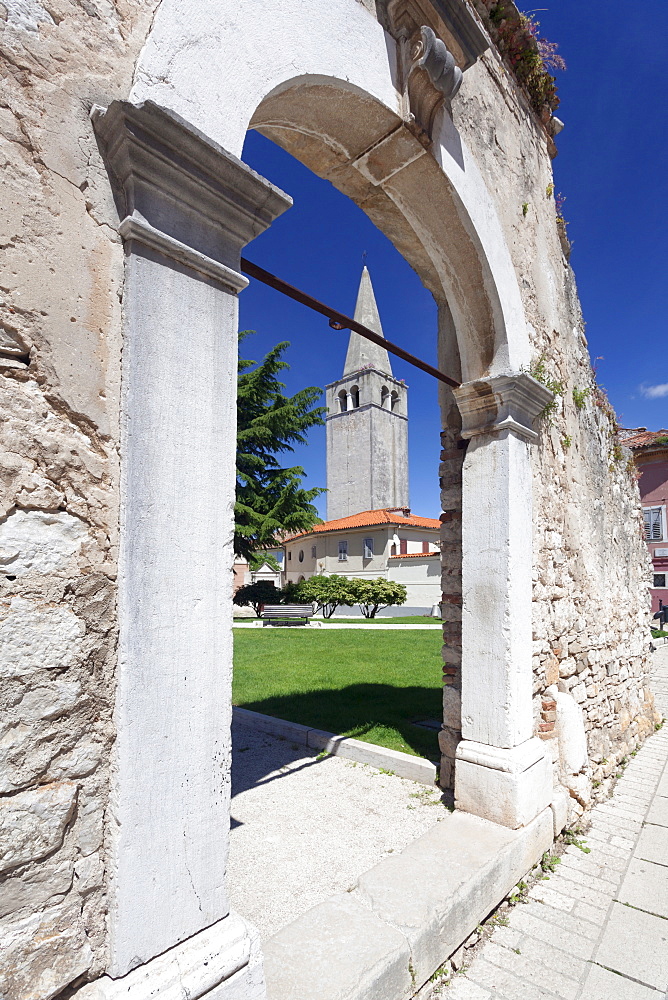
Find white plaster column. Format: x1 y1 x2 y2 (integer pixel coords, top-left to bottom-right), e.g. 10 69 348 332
454 374 554 829
92 101 291 988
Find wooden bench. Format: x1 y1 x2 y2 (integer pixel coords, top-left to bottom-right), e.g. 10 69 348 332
261 604 314 626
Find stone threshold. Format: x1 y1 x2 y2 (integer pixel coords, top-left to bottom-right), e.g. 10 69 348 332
262 806 554 1000
232 706 438 786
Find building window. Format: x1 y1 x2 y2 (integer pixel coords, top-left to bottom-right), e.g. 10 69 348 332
381 386 389 408
399 538 407 555
363 537 374 559
338 540 348 561
422 540 430 553
644 507 664 541
338 390 347 412
350 385 359 408
390 390 399 411
288 551 291 561
654 574 667 588
298 549 304 562
311 545 317 559
390 543 396 556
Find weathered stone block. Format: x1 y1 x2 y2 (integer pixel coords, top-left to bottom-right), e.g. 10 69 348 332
355 808 552 988
0 600 86 680
0 858 73 919
0 781 77 875
0 901 93 1000
263 892 413 1000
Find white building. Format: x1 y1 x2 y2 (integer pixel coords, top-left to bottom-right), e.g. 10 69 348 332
284 507 441 613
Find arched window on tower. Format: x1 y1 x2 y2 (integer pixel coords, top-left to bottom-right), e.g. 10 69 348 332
338 389 348 412
390 390 399 411
381 386 390 409
349 385 359 408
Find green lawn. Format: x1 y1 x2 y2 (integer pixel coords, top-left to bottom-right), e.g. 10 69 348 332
233 629 443 760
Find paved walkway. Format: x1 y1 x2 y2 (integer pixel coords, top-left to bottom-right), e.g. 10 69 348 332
232 622 442 630
445 645 668 1000
226 722 450 939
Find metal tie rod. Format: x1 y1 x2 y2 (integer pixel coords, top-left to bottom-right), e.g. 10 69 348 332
239 257 461 389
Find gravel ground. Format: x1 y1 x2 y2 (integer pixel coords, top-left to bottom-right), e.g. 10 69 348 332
227 721 449 939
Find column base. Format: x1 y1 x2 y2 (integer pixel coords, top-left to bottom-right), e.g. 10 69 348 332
455 737 552 829
73 912 265 1000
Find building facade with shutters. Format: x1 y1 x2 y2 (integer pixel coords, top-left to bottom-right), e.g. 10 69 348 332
283 507 441 613
621 429 668 614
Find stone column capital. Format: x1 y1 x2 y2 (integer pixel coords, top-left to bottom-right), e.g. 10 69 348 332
92 100 292 292
453 372 554 444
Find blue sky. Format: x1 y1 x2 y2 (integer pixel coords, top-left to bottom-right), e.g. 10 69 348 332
239 2 667 519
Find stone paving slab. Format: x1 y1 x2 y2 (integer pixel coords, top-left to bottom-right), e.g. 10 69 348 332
634 822 668 866
442 646 668 1000
646 794 668 826
264 892 414 1000
594 902 668 991
617 857 668 919
577 965 658 1000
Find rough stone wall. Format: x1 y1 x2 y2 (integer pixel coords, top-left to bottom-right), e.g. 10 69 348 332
448 22 658 818
438 397 464 791
0 3 158 996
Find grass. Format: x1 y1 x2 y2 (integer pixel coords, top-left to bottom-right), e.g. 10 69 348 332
233 629 443 760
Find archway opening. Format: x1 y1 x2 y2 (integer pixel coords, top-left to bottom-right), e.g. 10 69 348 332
222 66 541 944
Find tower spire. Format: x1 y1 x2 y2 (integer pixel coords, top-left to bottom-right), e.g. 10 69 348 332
343 267 393 377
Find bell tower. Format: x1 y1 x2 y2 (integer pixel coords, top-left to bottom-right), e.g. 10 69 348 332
325 268 409 520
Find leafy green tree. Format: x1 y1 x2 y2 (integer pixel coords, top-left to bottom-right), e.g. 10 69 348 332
233 580 282 617
347 578 407 618
235 332 326 561
294 575 357 619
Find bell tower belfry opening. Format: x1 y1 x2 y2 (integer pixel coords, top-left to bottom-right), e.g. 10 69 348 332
325 267 409 520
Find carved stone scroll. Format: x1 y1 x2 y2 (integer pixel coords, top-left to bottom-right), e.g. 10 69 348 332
385 0 487 142
408 25 463 139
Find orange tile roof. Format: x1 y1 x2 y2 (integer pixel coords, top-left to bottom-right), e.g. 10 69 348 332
286 508 441 540
619 429 668 449
388 551 440 559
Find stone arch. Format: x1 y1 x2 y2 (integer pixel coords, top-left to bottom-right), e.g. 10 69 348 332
247 76 508 381
131 3 531 380
94 3 556 988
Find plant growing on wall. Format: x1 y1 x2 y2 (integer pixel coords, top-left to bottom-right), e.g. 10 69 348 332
235 332 326 561
521 353 564 421
572 386 590 410
474 0 565 117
